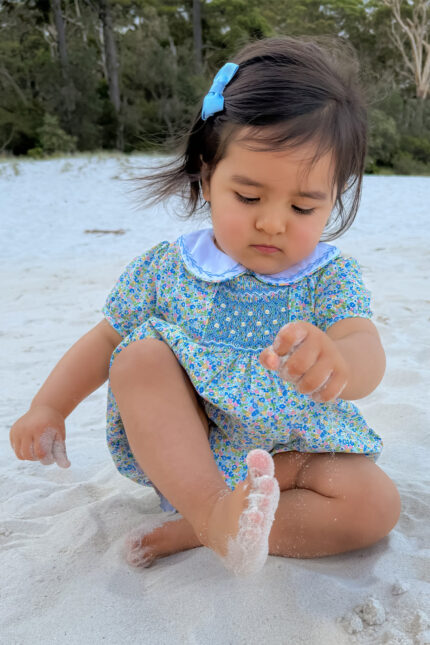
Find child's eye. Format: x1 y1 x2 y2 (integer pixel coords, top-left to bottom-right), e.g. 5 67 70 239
292 205 315 215
235 192 259 204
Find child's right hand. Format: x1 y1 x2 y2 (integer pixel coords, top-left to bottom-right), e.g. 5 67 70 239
9 405 71 468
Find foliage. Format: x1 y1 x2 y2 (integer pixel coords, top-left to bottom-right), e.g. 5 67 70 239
35 113 77 155
367 108 400 166
391 151 430 175
0 0 429 173
400 134 430 164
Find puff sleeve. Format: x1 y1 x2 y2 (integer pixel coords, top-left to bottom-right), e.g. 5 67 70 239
102 241 170 338
313 255 373 332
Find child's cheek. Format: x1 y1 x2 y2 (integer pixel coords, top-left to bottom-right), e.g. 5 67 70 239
292 224 318 256
213 217 243 254
223 219 246 245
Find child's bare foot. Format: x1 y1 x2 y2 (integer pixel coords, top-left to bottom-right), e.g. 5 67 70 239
126 449 280 576
125 515 201 568
206 449 280 575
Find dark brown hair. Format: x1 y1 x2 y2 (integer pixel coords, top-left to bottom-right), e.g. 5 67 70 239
138 36 367 241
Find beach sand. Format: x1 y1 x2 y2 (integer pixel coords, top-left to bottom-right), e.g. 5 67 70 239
1 156 429 644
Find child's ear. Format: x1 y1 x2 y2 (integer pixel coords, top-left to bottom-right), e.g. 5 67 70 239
200 161 211 202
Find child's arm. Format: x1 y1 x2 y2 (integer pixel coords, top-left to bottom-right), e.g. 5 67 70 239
259 317 385 402
10 320 122 465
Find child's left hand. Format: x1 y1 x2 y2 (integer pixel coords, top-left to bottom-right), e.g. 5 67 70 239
259 321 349 402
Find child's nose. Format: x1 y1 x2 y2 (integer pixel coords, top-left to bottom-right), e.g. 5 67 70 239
255 207 287 235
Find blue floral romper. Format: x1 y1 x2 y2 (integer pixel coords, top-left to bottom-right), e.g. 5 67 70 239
103 228 383 511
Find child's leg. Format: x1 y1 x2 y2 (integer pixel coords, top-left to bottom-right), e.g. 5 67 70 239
110 338 280 574
126 451 400 565
268 451 401 557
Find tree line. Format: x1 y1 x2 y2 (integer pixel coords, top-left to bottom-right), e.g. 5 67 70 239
1 0 430 174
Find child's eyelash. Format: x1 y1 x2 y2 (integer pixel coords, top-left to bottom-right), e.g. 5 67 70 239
234 192 315 215
235 192 259 204
293 205 315 215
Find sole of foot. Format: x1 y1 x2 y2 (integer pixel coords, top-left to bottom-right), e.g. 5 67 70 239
222 449 280 576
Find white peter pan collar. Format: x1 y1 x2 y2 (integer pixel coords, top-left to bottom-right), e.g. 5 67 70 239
178 228 340 285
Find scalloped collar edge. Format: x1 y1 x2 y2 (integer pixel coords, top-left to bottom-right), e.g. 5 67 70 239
177 228 340 285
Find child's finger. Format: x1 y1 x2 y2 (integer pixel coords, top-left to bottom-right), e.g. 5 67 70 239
13 439 24 460
312 374 347 403
259 346 281 371
10 438 18 458
39 428 56 465
21 435 38 461
53 439 71 469
273 322 308 357
40 451 55 466
38 428 70 468
277 336 320 383
29 441 36 461
293 358 334 396
33 435 48 460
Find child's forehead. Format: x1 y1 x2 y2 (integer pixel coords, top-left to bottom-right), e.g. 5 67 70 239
218 136 336 192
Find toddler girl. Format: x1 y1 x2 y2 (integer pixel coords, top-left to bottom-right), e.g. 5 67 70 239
10 37 401 576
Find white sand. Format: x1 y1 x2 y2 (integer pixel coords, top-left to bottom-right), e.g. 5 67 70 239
1 156 429 644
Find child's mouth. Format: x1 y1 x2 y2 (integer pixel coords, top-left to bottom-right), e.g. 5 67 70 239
251 245 280 254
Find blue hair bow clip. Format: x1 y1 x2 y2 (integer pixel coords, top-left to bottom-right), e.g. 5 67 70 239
201 62 239 121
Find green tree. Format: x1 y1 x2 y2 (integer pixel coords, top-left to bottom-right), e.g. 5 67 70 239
204 0 272 68
0 0 428 169
35 112 77 154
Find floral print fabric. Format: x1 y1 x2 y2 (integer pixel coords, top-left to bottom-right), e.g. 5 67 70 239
103 230 382 491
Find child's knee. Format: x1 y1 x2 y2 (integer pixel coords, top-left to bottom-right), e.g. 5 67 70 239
349 467 401 543
371 474 401 535
110 338 171 388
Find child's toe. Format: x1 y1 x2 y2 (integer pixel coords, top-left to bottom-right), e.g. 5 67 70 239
246 449 275 478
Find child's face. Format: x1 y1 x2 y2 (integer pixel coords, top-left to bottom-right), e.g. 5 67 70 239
201 136 337 275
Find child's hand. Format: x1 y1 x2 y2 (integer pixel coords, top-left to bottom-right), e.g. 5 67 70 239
259 321 349 402
9 405 71 468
